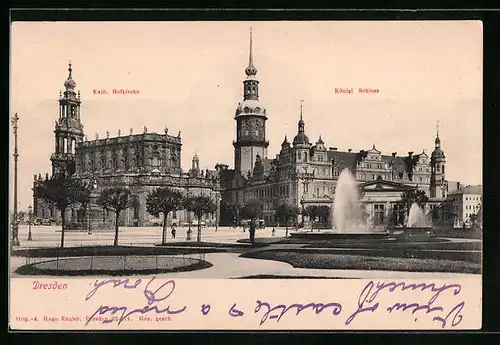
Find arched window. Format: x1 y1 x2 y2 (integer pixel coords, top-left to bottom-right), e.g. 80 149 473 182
304 152 308 162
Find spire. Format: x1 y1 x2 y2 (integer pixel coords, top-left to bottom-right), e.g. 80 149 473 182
298 100 305 132
245 27 257 76
64 61 76 91
281 135 290 146
435 120 441 147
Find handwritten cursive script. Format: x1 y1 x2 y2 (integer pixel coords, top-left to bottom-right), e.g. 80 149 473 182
85 277 186 326
254 300 342 326
345 280 464 328
82 278 468 328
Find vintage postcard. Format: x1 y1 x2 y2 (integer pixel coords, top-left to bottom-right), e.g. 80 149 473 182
9 20 482 330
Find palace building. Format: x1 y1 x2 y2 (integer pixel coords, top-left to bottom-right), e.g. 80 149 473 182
220 30 452 229
33 63 220 229
33 31 471 231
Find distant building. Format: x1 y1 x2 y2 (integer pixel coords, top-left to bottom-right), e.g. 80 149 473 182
33 63 220 229
446 185 483 228
220 30 451 229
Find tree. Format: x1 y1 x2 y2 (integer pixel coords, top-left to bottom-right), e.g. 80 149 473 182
97 186 137 246
469 213 478 229
221 200 239 227
240 200 264 245
34 175 90 248
396 188 429 217
304 205 321 232
183 195 217 242
146 187 183 244
275 203 300 237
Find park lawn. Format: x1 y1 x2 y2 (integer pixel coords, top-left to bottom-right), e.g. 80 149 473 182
240 251 481 274
11 245 224 258
286 248 481 264
301 240 481 251
237 237 287 244
16 256 212 276
156 241 268 248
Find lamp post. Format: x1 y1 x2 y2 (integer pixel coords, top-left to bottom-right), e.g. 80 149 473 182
298 168 315 229
28 205 33 241
300 197 305 228
215 192 222 231
11 113 20 247
88 175 97 235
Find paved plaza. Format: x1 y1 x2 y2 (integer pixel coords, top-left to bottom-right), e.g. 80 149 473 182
10 225 479 279
12 224 283 248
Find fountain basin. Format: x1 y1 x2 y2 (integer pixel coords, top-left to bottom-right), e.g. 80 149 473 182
388 227 436 239
290 231 390 240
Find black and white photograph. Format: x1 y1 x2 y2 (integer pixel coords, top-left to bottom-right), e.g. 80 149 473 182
9 19 483 330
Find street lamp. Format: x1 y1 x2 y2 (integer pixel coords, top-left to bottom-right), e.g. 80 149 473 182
300 197 305 228
11 113 20 247
215 192 222 231
88 175 98 235
28 205 33 241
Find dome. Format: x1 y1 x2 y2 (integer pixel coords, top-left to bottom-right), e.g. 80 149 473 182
236 99 266 116
64 63 76 90
293 132 309 146
431 148 445 159
64 79 76 90
281 135 290 147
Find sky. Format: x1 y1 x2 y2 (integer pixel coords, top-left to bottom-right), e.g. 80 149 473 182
10 20 483 211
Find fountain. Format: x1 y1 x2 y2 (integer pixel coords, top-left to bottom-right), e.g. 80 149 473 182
408 202 426 228
333 168 367 233
393 202 434 238
291 168 388 240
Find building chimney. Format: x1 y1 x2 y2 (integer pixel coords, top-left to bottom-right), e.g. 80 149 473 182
329 147 337 151
348 149 352 152
408 151 413 158
392 152 397 158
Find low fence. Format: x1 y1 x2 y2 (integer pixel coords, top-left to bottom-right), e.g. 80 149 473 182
20 245 208 272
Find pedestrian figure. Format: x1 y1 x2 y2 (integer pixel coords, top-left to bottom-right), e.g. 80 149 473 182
171 225 176 239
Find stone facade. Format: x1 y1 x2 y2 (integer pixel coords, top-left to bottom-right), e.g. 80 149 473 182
33 64 220 229
221 32 450 229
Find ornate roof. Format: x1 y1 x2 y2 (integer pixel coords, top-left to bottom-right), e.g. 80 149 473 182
64 62 76 90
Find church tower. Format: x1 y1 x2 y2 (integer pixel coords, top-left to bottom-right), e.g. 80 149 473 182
430 122 446 198
51 62 85 177
189 151 201 178
233 28 269 177
292 101 311 163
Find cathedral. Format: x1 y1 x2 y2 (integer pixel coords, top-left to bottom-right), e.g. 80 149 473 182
33 63 220 229
219 30 451 229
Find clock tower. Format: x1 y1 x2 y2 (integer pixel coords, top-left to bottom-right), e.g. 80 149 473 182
233 28 269 177
51 62 85 177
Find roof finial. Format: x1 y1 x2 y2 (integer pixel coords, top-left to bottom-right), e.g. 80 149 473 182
300 100 304 121
249 27 253 65
245 27 257 76
437 120 440 138
68 60 72 78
